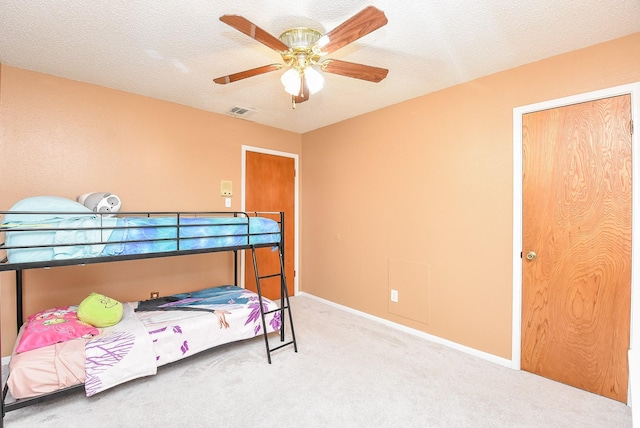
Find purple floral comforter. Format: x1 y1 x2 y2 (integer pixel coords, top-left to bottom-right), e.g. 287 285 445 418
84 286 280 396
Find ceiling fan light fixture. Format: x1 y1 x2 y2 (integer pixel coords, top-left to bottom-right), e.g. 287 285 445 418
305 66 324 94
281 68 302 96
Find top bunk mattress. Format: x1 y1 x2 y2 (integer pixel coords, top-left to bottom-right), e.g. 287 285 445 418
0 197 281 266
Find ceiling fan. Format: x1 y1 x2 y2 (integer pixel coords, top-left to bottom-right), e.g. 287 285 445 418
213 6 389 106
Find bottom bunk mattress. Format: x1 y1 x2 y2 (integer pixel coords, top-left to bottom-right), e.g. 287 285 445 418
7 285 280 400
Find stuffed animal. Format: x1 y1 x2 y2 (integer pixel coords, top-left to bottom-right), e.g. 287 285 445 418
78 292 124 327
77 192 122 214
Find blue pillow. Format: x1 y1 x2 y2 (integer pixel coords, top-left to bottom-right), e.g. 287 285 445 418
3 196 93 225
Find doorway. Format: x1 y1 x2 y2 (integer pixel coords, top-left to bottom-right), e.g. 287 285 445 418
512 83 640 404
241 146 299 298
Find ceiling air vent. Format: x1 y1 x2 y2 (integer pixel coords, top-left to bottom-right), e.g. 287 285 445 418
226 106 257 120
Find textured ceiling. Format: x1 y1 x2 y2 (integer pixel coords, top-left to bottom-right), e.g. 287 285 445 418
1 1 640 133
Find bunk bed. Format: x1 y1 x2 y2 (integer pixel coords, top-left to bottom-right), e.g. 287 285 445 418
0 196 297 425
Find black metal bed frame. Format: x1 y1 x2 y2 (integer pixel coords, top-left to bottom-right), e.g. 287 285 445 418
0 210 297 426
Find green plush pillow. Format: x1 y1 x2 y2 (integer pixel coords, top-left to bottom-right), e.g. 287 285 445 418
78 292 123 327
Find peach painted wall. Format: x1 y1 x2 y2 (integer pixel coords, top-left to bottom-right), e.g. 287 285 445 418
2 33 639 359
0 66 301 355
301 33 640 359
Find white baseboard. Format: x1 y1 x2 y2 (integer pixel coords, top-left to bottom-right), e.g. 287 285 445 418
297 292 512 369
2 355 10 366
630 349 637 413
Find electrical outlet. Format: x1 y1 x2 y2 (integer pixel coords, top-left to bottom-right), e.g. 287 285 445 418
390 289 399 303
150 291 159 299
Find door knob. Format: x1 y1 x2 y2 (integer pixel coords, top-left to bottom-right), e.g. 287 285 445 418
525 251 537 261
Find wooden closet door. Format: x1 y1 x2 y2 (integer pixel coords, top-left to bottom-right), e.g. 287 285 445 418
521 94 632 402
245 151 295 300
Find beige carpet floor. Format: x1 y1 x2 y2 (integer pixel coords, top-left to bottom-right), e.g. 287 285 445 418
2 294 632 427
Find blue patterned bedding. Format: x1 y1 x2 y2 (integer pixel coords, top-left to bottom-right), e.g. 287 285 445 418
102 216 279 255
2 214 280 264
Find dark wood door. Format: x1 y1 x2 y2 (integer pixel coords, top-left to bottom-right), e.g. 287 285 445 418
521 94 632 402
245 151 295 300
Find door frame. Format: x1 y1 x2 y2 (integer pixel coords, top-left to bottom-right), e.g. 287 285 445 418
241 145 299 295
511 83 640 401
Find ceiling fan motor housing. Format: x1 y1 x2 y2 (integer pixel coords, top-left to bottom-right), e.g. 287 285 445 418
279 27 323 68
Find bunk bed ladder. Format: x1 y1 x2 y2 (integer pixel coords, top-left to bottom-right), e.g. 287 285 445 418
250 245 297 364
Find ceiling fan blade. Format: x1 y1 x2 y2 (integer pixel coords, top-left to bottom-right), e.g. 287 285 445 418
213 64 283 84
317 6 388 54
293 77 310 104
321 59 388 82
220 15 289 52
